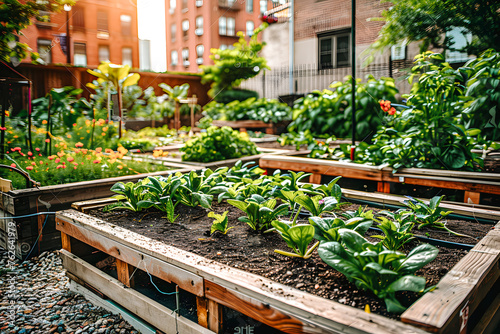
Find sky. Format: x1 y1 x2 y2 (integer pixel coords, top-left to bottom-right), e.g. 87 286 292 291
137 0 167 72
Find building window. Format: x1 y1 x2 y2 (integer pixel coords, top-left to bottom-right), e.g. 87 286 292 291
318 31 350 70
246 0 253 13
121 15 131 36
219 17 226 35
182 0 187 11
259 0 267 14
445 27 473 63
246 21 254 36
182 48 189 67
72 7 85 28
195 16 203 36
122 47 132 67
227 17 235 36
182 19 189 37
37 10 51 22
171 50 178 66
171 24 177 42
37 39 52 64
169 0 176 14
220 44 227 50
74 42 87 67
196 0 203 7
97 11 108 31
196 44 204 64
99 45 110 62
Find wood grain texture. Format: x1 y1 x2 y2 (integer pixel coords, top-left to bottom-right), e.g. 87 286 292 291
208 299 222 333
196 296 208 328
61 232 71 252
116 259 134 288
309 173 322 184
212 120 274 128
59 250 213 334
401 223 500 333
464 191 481 205
56 210 429 334
55 217 204 296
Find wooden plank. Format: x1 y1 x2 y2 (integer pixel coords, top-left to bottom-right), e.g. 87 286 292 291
397 167 500 181
401 223 500 333
469 283 500 334
72 198 117 211
59 250 213 334
116 258 134 288
259 156 386 181
464 191 481 205
212 120 274 128
309 173 322 184
207 299 222 333
341 189 500 221
56 210 429 334
55 217 204 296
196 297 208 328
61 232 71 252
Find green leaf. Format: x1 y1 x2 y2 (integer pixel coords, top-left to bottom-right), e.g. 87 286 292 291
387 275 426 293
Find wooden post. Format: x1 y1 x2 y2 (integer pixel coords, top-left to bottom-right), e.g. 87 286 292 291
377 181 390 193
116 258 134 288
196 296 208 328
208 299 222 333
464 191 480 204
309 173 322 184
239 127 247 133
61 232 71 252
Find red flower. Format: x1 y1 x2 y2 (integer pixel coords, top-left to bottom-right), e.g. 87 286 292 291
55 158 61 163
75 142 84 148
56 165 63 169
0 127 6 131
93 159 100 164
35 148 40 152
379 100 391 112
10 163 16 168
388 107 396 116
28 151 33 156
45 139 50 143
26 166 33 170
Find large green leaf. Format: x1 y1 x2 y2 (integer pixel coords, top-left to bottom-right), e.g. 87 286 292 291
288 224 315 256
387 275 426 293
398 244 439 272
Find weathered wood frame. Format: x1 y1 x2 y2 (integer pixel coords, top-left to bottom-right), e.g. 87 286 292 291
56 191 500 333
0 165 195 259
259 155 500 204
212 120 282 135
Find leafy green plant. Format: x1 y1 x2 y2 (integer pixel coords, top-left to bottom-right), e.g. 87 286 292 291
271 220 319 259
180 126 259 162
138 175 181 223
341 206 376 220
175 170 215 209
402 196 470 237
295 195 339 217
371 212 415 251
311 176 343 201
104 179 153 212
209 211 234 235
318 229 439 313
309 216 373 242
228 194 288 231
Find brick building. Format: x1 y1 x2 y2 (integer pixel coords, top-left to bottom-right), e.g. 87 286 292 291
20 0 140 68
165 0 272 72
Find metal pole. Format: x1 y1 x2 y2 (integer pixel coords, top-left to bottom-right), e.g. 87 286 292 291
289 0 294 95
351 0 356 150
66 9 71 64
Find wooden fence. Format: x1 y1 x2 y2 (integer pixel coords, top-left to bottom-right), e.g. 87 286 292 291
15 63 211 105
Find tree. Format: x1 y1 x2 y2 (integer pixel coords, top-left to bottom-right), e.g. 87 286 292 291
87 62 140 138
200 23 269 97
369 0 500 59
0 0 70 64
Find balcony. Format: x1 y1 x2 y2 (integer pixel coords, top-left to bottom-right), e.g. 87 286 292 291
218 0 240 11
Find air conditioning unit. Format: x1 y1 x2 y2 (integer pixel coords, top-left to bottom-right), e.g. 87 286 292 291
195 28 203 36
196 58 203 65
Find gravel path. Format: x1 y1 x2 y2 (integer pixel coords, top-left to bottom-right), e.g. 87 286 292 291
0 249 139 334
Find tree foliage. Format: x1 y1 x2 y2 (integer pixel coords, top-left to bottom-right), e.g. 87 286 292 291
200 23 269 97
369 0 500 58
0 0 71 64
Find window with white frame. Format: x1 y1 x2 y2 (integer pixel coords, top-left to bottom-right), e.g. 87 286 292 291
182 19 189 37
196 45 204 64
122 47 133 67
182 48 189 66
445 27 473 63
227 17 235 36
37 39 52 64
246 0 253 13
169 0 176 14
219 17 226 35
171 24 176 42
98 45 110 62
195 16 203 35
171 50 178 66
74 42 87 67
318 31 350 70
259 0 267 14
220 44 227 50
120 15 131 36
196 0 203 7
246 21 254 36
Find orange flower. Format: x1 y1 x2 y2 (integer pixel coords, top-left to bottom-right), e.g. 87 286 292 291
35 148 40 152
95 147 102 153
26 166 33 170
48 156 54 160
45 139 50 143
31 162 36 166
56 165 63 169
93 159 100 164
74 166 77 170
379 100 391 112
105 148 113 154
388 107 396 116
75 142 84 148
10 163 16 168
42 120 48 124
117 165 123 169
67 157 74 162
40 161 44 165
55 158 61 163
27 151 33 156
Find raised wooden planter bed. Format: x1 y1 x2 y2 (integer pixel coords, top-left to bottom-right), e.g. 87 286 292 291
259 155 500 205
56 191 500 334
0 162 194 259
212 120 286 135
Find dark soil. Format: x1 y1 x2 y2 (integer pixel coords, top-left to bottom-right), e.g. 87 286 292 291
90 202 494 320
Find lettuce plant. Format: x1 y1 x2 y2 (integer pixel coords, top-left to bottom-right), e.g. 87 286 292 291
271 220 319 259
319 229 439 313
295 194 339 217
104 179 153 212
228 194 288 231
309 216 373 243
209 211 234 235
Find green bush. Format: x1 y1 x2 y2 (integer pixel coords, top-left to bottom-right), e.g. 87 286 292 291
180 126 259 162
214 89 259 104
202 97 291 123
